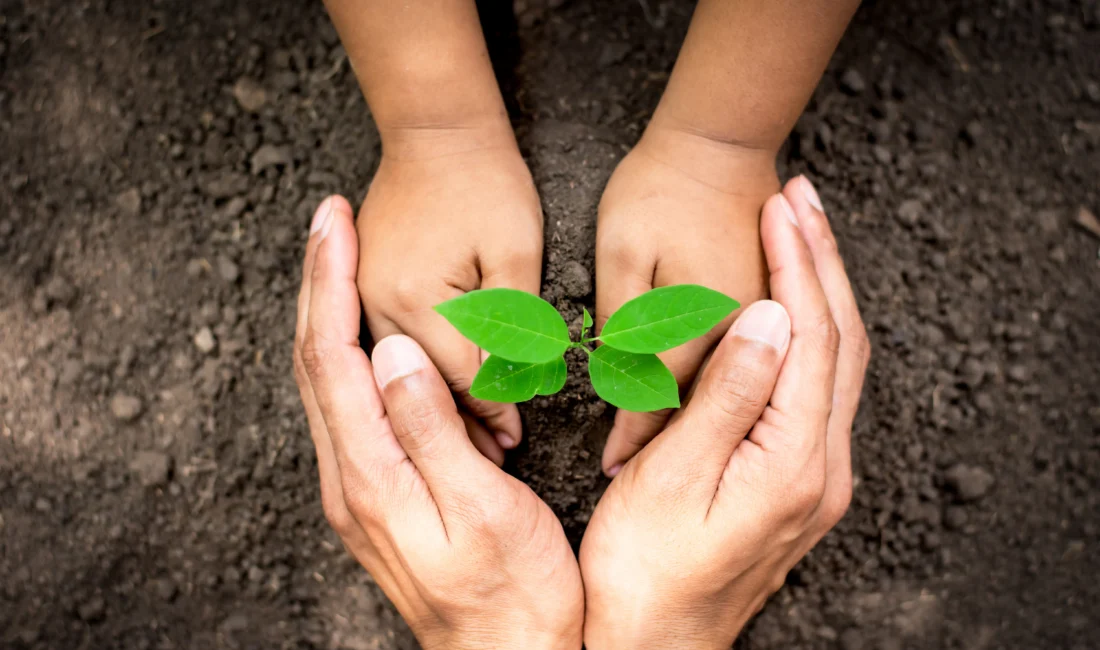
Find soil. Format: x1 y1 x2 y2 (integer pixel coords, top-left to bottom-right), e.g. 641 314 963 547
1 0 1099 648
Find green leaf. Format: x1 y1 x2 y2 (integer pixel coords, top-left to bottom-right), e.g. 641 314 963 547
583 307 593 331
536 356 567 396
435 289 570 363
588 346 679 412
471 356 567 403
598 285 739 354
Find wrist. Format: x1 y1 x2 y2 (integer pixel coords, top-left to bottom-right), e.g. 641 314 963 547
583 590 751 650
646 110 781 156
421 622 581 650
585 617 745 650
378 117 521 163
632 120 780 198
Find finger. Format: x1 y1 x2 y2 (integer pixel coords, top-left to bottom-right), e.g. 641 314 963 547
373 334 500 512
645 300 791 491
363 309 506 465
301 199 411 503
296 199 419 592
756 193 839 459
299 203 442 607
396 311 513 455
596 238 658 476
783 177 870 523
295 197 357 533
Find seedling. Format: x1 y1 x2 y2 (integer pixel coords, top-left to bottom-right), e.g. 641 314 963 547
435 285 738 412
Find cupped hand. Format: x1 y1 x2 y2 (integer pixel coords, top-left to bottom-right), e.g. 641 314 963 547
595 126 781 475
581 177 870 649
356 124 544 463
294 198 583 650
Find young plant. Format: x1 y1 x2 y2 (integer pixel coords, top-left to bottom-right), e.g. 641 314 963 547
434 285 738 412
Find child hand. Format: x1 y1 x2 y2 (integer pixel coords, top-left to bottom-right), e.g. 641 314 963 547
355 126 543 462
294 198 583 650
581 181 870 649
595 127 780 475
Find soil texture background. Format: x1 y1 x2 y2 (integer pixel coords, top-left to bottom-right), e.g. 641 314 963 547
1 0 1099 648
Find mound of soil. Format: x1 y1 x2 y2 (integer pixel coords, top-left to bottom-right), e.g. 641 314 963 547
1 0 1098 648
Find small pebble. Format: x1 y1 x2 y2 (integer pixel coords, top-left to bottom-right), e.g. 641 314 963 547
77 596 106 623
116 188 142 217
217 257 241 284
129 451 172 488
194 327 217 355
961 120 984 147
559 261 592 298
153 578 178 602
943 464 994 502
232 77 268 112
840 68 866 95
109 393 144 422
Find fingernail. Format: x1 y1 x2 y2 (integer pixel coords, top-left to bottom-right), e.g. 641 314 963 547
606 463 623 478
320 206 337 241
778 194 798 227
373 335 428 388
495 432 515 449
800 176 824 212
310 198 333 235
732 300 791 351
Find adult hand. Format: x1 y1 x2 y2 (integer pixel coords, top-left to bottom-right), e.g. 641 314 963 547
356 125 544 463
581 177 870 649
294 197 583 650
595 126 779 475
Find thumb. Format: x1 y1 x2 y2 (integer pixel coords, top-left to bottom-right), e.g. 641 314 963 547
649 300 791 485
373 334 497 509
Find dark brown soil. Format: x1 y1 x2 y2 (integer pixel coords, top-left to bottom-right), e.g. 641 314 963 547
2 0 1099 648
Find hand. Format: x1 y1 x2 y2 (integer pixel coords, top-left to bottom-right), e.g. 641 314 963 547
581 177 871 649
595 125 780 475
294 198 583 650
356 124 544 463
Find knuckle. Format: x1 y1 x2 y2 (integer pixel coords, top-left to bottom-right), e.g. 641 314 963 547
392 396 448 451
781 467 826 520
808 311 841 360
322 491 356 536
599 236 640 275
446 370 478 396
767 573 788 597
340 465 391 525
704 360 774 424
292 343 308 386
390 276 433 316
299 335 332 380
808 219 838 253
854 329 873 369
454 488 520 536
837 313 871 361
821 473 854 528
